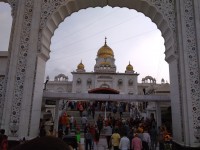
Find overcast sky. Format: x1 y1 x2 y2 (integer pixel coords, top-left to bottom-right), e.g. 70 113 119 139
0 3 169 83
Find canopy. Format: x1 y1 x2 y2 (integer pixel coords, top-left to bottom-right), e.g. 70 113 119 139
88 87 119 94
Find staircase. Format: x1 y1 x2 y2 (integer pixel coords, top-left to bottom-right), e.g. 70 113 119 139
66 110 131 131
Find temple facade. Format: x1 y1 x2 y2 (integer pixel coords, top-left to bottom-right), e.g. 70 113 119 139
45 39 170 97
44 39 170 127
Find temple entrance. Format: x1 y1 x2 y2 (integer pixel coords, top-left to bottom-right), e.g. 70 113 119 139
0 0 200 148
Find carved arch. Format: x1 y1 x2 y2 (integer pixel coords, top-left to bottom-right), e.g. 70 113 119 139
38 0 176 62
0 0 17 17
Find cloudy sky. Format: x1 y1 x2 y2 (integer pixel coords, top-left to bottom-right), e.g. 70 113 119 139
0 3 169 83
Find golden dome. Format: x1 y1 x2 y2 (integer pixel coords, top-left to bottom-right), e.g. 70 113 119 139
126 62 133 71
77 61 84 70
97 38 114 58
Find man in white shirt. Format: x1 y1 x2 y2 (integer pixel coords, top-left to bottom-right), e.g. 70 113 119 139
119 133 130 150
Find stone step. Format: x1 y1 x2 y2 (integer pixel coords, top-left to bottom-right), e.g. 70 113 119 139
64 111 132 131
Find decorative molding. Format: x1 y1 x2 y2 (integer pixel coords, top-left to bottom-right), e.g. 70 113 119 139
37 0 66 53
7 0 18 17
9 0 34 137
148 0 176 31
183 0 200 142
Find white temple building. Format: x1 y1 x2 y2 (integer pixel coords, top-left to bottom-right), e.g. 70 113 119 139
44 38 171 127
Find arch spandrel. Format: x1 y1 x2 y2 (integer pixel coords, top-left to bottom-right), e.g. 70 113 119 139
0 0 18 17
38 0 176 62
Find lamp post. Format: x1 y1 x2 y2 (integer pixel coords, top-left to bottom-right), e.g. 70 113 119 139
105 101 108 120
43 76 49 91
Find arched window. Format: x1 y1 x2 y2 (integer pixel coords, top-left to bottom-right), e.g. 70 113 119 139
76 78 81 85
118 79 123 85
87 78 92 85
128 79 133 86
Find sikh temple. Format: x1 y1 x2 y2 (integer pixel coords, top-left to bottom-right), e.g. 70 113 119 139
43 38 171 127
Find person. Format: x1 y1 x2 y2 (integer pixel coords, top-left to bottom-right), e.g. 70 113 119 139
150 125 157 150
12 136 72 150
0 135 8 150
93 126 100 150
128 128 134 150
44 118 53 136
119 104 123 118
89 123 96 149
0 129 5 144
158 126 166 150
70 115 74 130
111 128 121 150
132 133 142 150
75 127 81 144
78 103 84 117
91 104 95 119
119 132 130 150
81 115 88 130
112 105 117 117
97 115 103 136
60 113 67 134
103 122 113 149
142 129 151 150
39 124 46 137
85 129 93 150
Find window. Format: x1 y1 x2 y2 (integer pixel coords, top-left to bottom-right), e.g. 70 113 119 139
118 79 123 85
129 79 133 86
76 78 81 85
87 78 92 85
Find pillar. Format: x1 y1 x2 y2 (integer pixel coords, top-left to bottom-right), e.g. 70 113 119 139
2 0 49 140
172 0 200 148
155 102 162 128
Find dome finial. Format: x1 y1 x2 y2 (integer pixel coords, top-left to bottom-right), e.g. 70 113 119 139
126 61 134 72
105 37 107 45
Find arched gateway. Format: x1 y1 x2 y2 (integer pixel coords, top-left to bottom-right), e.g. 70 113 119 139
0 0 200 148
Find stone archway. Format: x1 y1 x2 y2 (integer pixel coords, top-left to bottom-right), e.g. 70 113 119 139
1 0 200 148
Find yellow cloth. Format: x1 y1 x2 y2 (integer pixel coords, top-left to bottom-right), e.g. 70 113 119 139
111 133 121 146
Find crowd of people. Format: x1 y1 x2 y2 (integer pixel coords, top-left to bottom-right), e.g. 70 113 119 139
81 114 172 150
56 100 172 150
0 100 172 150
